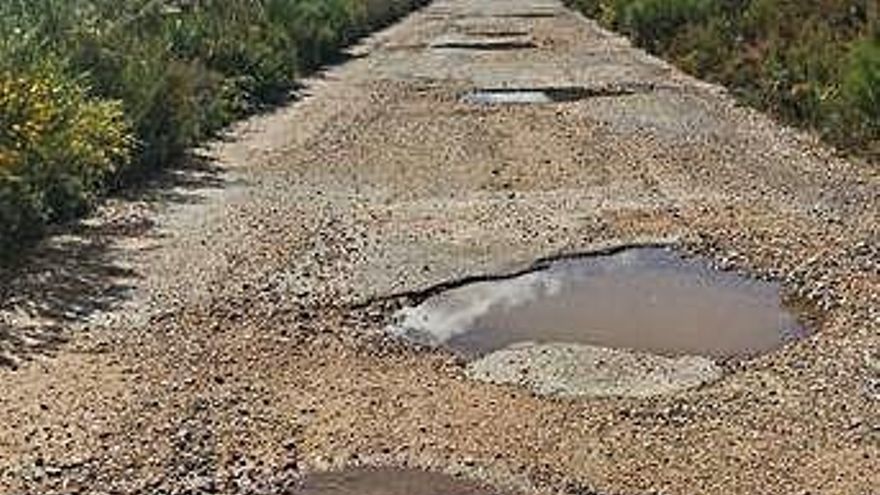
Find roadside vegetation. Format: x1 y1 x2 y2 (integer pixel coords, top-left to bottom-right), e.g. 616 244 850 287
0 0 424 258
566 0 879 162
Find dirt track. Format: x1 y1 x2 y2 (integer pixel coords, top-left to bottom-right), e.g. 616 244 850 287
1 0 878 493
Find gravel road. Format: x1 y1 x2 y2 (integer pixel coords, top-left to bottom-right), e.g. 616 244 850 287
1 0 878 493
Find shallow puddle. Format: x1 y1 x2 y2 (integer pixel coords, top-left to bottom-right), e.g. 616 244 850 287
432 39 536 50
392 248 806 358
462 86 643 105
463 89 555 104
296 468 501 495
492 12 559 18
463 30 531 38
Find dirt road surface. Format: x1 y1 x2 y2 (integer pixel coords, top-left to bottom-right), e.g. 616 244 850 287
1 0 878 493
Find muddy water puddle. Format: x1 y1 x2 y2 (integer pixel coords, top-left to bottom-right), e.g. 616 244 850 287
392 248 806 358
296 468 503 495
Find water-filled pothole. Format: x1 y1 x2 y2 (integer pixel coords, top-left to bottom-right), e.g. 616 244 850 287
464 30 531 38
391 247 806 358
492 12 559 18
462 89 556 104
462 85 647 105
432 39 536 50
296 468 502 495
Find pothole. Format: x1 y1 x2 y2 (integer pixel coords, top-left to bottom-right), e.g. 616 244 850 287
462 30 531 38
296 468 503 495
461 84 653 105
387 247 808 397
431 39 537 50
492 12 559 18
392 247 805 357
462 89 556 104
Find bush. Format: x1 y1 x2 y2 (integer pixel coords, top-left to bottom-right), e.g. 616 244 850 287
838 38 880 155
566 0 603 19
285 0 352 67
67 2 284 175
617 0 719 52
0 0 426 257
843 38 880 123
167 0 299 106
564 0 880 161
0 62 132 255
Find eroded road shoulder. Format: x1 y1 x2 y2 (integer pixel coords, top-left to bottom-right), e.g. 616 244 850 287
1 0 878 494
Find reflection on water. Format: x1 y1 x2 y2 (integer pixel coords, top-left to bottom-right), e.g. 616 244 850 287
392 248 806 357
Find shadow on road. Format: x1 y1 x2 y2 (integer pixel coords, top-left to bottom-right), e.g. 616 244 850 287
0 156 228 369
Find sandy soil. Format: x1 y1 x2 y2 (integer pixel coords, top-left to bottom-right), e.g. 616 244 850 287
1 0 878 493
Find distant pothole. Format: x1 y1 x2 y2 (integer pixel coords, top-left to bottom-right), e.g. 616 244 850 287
461 84 655 105
297 468 504 495
431 39 537 50
492 12 559 19
463 30 531 38
386 246 809 397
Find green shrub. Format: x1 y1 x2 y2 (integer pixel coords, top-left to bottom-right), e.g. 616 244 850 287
168 1 299 106
564 0 879 161
265 0 355 68
66 4 249 175
566 0 603 19
617 0 719 51
843 38 880 122
838 38 880 155
0 63 132 254
0 0 427 257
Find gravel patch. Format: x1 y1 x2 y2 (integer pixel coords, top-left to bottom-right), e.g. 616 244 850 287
467 342 723 397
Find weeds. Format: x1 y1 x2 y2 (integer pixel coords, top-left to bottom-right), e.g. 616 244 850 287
566 0 879 162
0 60 132 253
0 0 425 258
